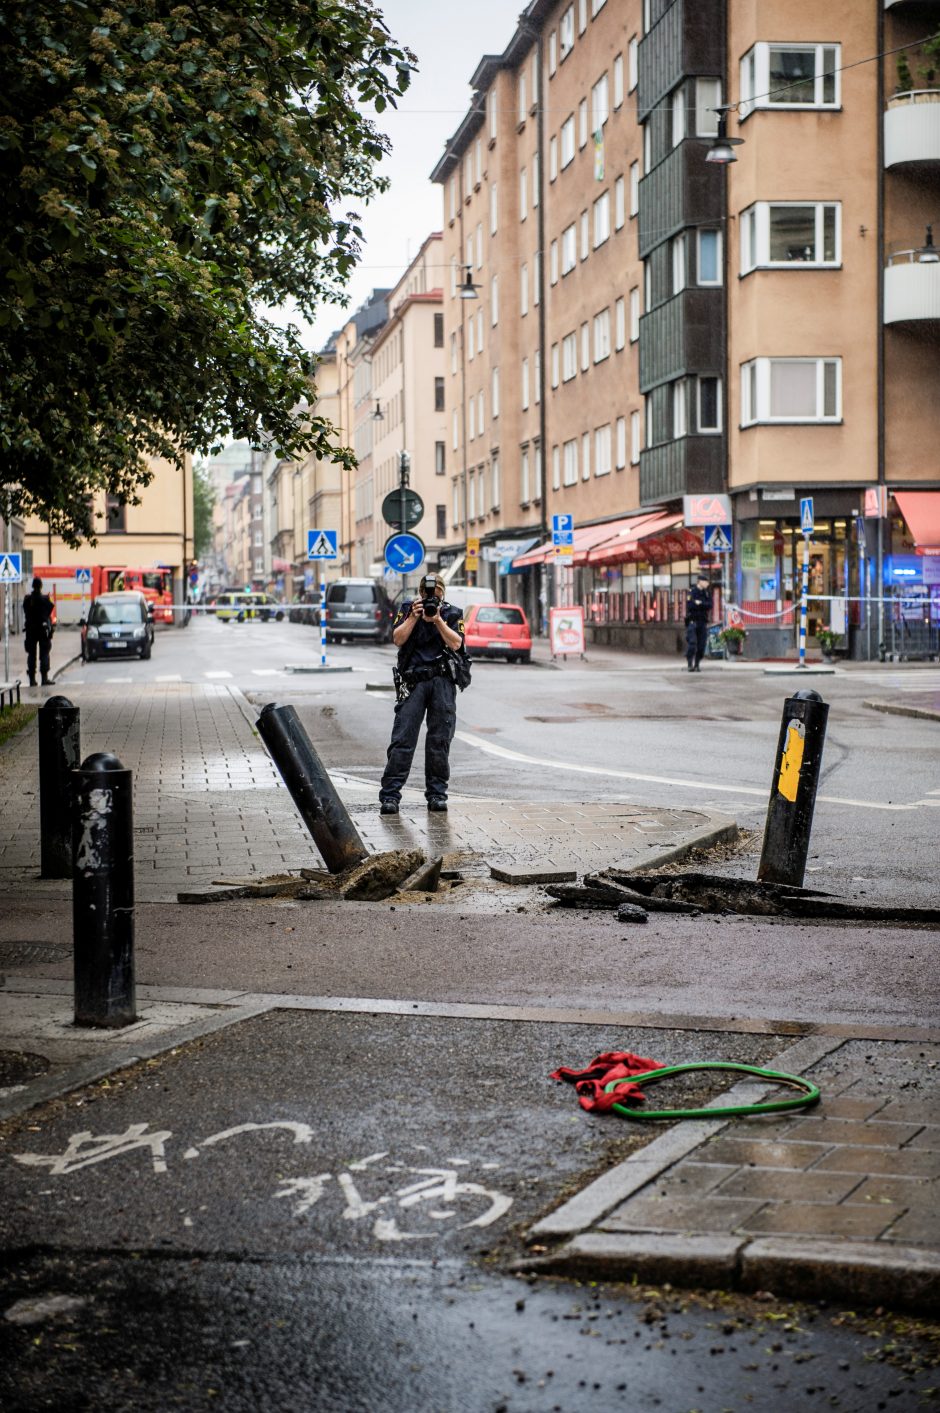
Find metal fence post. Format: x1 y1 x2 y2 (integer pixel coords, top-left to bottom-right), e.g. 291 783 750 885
72 752 136 1027
758 690 830 888
38 696 80 878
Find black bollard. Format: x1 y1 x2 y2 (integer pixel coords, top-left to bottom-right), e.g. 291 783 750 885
72 752 136 1027
256 703 368 873
758 689 830 888
38 696 81 878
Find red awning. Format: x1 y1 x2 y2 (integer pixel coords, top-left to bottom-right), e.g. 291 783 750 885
894 491 940 554
512 516 653 568
272 557 293 572
587 514 702 566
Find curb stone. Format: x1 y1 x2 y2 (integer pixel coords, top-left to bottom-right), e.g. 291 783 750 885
864 699 940 724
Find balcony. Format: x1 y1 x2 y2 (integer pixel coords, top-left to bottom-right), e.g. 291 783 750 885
884 90 940 168
637 143 724 259
884 244 940 324
639 436 724 505
639 289 724 392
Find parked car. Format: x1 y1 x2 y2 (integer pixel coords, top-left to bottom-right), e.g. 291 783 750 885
289 591 320 626
215 591 253 622
322 579 393 643
463 603 531 663
246 593 285 622
81 592 155 662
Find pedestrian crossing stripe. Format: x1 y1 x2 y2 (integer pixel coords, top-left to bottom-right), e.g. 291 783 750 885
0 553 23 582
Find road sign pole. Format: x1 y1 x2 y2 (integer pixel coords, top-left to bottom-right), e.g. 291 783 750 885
797 535 810 669
2 514 10 684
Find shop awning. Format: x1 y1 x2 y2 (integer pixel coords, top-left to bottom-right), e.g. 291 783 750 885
894 491 940 554
272 557 293 573
586 514 703 566
511 514 665 569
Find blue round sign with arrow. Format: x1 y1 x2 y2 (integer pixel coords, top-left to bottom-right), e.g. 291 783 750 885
384 532 426 575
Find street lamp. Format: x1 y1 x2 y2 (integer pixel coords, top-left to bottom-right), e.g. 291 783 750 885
704 111 745 164
918 225 939 264
459 265 480 300
372 399 384 420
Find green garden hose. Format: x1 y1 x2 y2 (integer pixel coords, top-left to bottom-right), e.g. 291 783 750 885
604 1060 821 1121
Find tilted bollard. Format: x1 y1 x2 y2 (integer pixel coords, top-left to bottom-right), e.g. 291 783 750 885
758 690 830 888
39 696 81 878
72 753 136 1028
256 703 368 874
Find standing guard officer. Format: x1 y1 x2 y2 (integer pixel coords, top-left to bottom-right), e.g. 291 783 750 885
379 572 464 815
23 576 55 686
684 574 712 673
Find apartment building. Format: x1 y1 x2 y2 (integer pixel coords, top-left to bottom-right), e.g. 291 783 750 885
328 290 390 574
431 0 939 655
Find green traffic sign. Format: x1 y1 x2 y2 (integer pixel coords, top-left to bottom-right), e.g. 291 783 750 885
381 488 424 529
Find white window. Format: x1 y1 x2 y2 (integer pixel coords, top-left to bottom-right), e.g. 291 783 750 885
630 286 640 342
468 316 475 361
560 5 574 59
491 274 499 324
520 263 529 316
580 209 589 260
629 161 639 216
450 257 457 297
468 396 476 440
697 229 722 285
642 0 650 32
549 135 558 181
533 251 541 303
550 239 559 285
474 136 482 184
534 349 541 402
643 121 652 175
468 469 476 518
477 309 483 347
697 376 722 433
491 454 500 509
491 367 500 417
741 357 841 424
551 343 559 388
616 416 627 469
673 378 687 439
449 175 457 222
644 259 652 309
563 439 578 486
615 296 626 350
490 183 498 234
591 73 609 131
561 115 576 168
740 43 840 120
452 479 459 525
518 71 527 125
452 410 458 450
593 307 611 362
521 445 530 503
548 30 557 77
580 321 590 371
562 332 578 381
592 0 607 13
522 357 530 409
630 410 641 464
478 388 484 429
671 233 686 294
740 202 841 273
464 152 473 195
519 166 528 220
475 223 482 268
628 36 638 92
534 442 542 499
488 88 497 140
613 54 624 109
671 87 686 146
552 444 561 491
465 233 473 270
581 431 590 480
594 424 612 477
450 331 458 373
614 175 625 229
578 0 587 35
531 50 539 107
532 154 539 206
561 223 577 274
695 78 721 136
593 190 610 247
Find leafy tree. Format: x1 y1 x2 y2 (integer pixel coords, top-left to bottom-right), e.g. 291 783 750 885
192 458 215 559
0 1 412 543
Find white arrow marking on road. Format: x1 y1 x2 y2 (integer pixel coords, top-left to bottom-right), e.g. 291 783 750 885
454 732 920 812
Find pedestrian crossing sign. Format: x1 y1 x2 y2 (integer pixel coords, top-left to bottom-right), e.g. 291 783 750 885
307 529 338 561
75 567 92 584
0 553 22 583
703 524 733 554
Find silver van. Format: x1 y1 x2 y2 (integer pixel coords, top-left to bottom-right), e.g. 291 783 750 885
322 579 393 643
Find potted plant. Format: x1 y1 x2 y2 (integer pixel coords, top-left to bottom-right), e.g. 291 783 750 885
816 627 842 662
717 625 747 657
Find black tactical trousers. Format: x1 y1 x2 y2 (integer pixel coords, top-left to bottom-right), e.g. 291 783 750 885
380 674 457 805
25 632 50 683
686 621 707 669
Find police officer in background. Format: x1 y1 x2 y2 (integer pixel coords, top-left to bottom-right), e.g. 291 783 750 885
684 573 712 673
23 576 55 686
379 572 464 816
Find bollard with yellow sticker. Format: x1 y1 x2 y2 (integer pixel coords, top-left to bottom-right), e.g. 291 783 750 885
758 689 829 888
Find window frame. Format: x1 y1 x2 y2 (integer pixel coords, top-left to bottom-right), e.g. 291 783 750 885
593 306 611 363
741 356 842 425
561 222 577 275
561 114 576 168
562 331 578 382
697 228 722 286
560 5 575 59
740 201 841 273
593 189 610 247
697 376 723 433
594 423 612 478
563 438 578 487
739 42 841 120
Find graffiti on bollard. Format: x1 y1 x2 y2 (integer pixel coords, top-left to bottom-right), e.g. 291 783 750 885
72 752 136 1028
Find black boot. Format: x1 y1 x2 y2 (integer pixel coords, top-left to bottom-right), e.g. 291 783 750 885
28 674 36 687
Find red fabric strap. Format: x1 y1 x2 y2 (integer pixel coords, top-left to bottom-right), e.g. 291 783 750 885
551 1050 664 1112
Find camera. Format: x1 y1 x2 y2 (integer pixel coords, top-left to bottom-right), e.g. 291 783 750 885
421 597 439 618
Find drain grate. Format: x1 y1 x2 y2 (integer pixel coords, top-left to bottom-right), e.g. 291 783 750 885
0 941 70 966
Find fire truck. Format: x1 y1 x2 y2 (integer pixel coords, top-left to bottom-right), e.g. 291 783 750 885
32 566 175 625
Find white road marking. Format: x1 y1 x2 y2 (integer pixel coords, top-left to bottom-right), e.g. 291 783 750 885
251 669 285 677
454 731 920 812
155 674 182 682
204 670 233 679
105 677 133 684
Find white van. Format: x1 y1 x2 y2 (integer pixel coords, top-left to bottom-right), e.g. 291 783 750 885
443 584 496 614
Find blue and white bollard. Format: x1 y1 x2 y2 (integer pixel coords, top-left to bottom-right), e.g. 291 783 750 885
320 577 326 667
797 537 810 669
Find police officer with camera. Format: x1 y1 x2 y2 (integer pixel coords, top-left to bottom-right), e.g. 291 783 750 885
379 572 464 816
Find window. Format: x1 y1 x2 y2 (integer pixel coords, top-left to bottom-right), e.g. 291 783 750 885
464 152 473 196
673 379 687 439
741 357 841 424
521 445 530 504
671 233 686 294
561 115 575 167
450 331 458 372
551 343 559 388
531 51 539 107
697 376 722 432
613 54 624 108
594 424 612 477
591 73 609 131
522 357 530 409
465 234 473 270
105 494 126 532
533 251 541 303
534 349 541 402
468 470 475 518
616 416 626 469
581 431 590 480
452 479 459 525
518 71 527 125
614 175 625 229
593 307 611 362
579 98 588 148
615 296 625 350
477 309 483 348
630 410 641 464
740 43 840 119
562 332 578 381
491 274 499 324
580 209 589 260
593 190 610 247
578 0 587 34
563 439 578 486
468 396 476 440
519 166 528 220
532 154 539 206
580 321 590 371
697 229 722 285
591 0 607 14
253 527 263 548
488 88 497 140
474 137 482 184
549 135 558 181
534 442 542 500
434 312 444 347
671 87 686 146
643 121 652 175
629 286 640 342
254 557 264 575
435 442 446 475
434 376 445 411
491 367 500 417
560 5 574 59
629 161 639 216
695 79 721 135
452 410 458 450
740 202 840 272
552 444 561 491
550 239 559 285
478 388 485 429
548 31 557 76
449 175 457 222
450 258 457 297
436 504 447 539
520 263 529 316
490 183 498 234
491 454 500 510
475 223 482 268
468 317 475 360
644 259 651 309
561 223 577 274
628 36 638 92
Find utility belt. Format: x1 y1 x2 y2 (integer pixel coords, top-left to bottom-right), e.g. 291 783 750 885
393 657 449 704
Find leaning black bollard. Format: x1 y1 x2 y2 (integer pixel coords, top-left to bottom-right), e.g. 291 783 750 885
256 703 368 874
72 752 136 1028
38 696 81 878
758 689 830 888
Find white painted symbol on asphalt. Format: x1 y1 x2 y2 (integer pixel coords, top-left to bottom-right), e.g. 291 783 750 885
188 1120 315 1154
15 1124 172 1175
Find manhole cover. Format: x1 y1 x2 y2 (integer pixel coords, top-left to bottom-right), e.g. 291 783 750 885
0 1050 51 1086
0 941 69 966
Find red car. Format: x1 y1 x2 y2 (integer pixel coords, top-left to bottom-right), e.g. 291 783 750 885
463 603 532 663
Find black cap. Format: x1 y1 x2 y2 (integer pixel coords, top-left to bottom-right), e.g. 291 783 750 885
32 576 42 590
